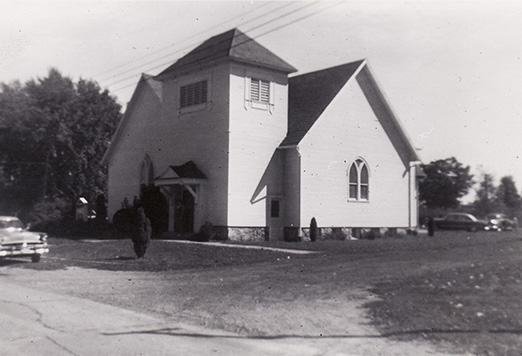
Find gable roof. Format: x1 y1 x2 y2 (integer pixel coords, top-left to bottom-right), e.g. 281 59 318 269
158 28 297 78
168 161 207 179
355 63 419 165
155 161 207 185
101 74 162 165
281 60 365 147
281 60 419 166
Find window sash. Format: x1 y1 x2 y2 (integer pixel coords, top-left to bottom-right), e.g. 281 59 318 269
349 184 358 199
360 184 369 200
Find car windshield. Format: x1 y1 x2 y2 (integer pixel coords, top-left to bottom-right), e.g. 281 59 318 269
0 219 23 229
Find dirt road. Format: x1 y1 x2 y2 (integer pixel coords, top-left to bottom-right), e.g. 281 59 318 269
1 264 468 356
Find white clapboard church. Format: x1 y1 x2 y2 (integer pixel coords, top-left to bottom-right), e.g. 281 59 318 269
102 29 423 241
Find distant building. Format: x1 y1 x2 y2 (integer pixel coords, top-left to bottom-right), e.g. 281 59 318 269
102 29 422 241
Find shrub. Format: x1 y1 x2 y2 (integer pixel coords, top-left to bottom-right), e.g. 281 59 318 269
310 217 318 242
362 228 383 240
190 222 214 242
27 197 70 228
112 207 136 234
95 194 107 222
140 186 168 237
132 207 151 258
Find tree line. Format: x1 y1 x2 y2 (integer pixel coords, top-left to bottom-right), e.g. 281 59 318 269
0 69 122 224
0 69 519 227
419 157 522 220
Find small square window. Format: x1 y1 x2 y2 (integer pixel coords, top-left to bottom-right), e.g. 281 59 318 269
271 199 280 218
250 78 270 103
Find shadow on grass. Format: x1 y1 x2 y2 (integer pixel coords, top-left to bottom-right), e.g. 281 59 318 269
0 258 31 267
103 327 522 340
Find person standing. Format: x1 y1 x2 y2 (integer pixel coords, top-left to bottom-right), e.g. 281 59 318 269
428 216 435 237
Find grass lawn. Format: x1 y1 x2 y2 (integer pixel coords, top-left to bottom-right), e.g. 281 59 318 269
11 230 522 356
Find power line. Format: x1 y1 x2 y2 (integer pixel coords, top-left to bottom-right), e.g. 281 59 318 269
97 2 298 86
110 1 342 95
95 1 280 82
104 1 323 90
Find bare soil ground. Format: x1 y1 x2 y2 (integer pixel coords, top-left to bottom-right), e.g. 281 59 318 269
3 230 522 355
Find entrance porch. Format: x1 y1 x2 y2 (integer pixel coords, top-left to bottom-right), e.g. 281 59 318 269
154 161 207 234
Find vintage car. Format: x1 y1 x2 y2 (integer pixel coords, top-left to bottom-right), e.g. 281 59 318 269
484 213 515 232
0 216 48 262
434 213 487 232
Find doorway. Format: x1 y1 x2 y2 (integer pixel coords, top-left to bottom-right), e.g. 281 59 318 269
269 198 283 241
174 187 195 234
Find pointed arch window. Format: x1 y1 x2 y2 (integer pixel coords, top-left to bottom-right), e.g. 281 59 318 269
348 159 369 201
140 155 155 188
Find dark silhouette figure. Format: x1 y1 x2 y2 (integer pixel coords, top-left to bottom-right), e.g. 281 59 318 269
132 207 151 258
310 217 318 242
427 216 435 237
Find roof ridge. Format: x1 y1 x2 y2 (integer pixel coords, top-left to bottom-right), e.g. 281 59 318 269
290 60 365 80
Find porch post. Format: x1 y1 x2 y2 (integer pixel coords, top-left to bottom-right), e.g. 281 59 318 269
168 196 175 232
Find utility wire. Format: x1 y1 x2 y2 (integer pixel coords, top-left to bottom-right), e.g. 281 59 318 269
95 1 280 82
110 1 343 95
105 1 322 90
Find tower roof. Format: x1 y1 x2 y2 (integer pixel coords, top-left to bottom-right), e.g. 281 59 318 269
158 28 297 78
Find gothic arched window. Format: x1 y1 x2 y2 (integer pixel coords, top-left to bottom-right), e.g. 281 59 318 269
140 155 154 188
348 159 369 201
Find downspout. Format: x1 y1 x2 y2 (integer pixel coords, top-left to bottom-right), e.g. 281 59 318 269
409 161 422 229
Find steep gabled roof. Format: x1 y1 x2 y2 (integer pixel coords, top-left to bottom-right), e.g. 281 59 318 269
281 60 365 147
101 74 162 165
154 161 207 185
168 161 207 180
158 28 297 78
281 60 419 166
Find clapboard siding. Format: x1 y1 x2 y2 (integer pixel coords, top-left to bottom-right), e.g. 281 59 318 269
299 73 410 228
227 64 288 226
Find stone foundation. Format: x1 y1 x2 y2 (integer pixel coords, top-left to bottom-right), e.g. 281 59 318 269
213 226 269 242
213 225 415 242
301 227 413 241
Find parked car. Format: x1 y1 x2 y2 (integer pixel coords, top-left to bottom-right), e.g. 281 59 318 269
434 213 487 232
0 216 49 262
484 213 515 232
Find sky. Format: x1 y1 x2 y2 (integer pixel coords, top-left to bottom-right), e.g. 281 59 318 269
1 0 522 200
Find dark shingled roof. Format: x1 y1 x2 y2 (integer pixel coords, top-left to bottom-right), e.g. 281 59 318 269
170 161 207 179
281 60 364 146
159 28 297 77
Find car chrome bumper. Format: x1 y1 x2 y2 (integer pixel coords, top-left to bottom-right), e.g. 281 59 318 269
0 244 49 257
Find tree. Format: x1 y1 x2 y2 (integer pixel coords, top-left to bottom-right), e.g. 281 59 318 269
0 69 122 222
132 207 151 258
419 157 474 210
95 194 108 222
472 173 501 217
496 176 521 216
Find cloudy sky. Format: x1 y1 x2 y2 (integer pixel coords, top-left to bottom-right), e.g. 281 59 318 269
2 0 522 199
